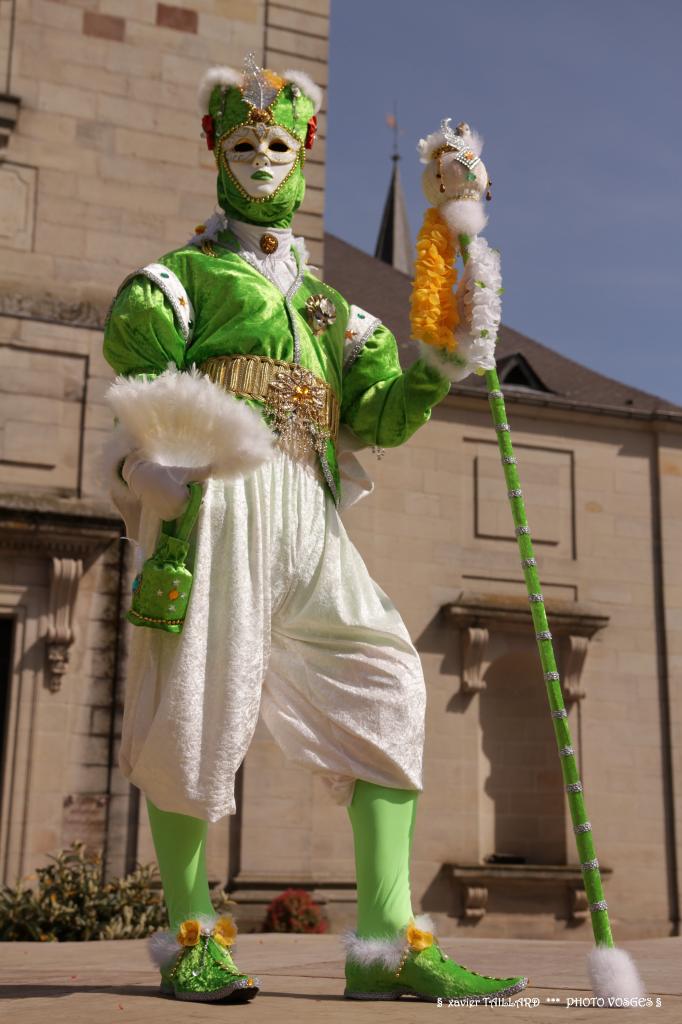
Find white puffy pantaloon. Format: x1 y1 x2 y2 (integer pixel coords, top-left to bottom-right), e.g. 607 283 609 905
119 449 426 822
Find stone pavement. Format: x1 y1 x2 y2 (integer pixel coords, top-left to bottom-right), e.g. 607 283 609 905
1 934 680 1024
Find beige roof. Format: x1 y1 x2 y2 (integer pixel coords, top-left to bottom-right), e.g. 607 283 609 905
325 233 682 419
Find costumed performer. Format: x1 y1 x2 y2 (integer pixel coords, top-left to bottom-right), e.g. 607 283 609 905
102 54 528 1004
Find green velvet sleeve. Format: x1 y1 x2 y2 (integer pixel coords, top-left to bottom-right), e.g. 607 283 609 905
340 323 451 447
103 276 186 377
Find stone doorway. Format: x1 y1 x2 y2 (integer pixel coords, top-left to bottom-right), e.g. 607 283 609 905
0 616 13 825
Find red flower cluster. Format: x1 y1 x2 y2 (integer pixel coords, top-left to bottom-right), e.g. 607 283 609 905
305 116 317 150
262 887 328 934
202 114 215 151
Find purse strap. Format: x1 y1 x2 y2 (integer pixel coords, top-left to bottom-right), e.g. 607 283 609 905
164 482 203 543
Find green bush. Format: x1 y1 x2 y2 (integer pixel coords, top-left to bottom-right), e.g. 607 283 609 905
0 841 167 941
0 841 236 941
262 888 328 934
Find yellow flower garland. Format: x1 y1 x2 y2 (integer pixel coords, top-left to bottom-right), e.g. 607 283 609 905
409 208 459 353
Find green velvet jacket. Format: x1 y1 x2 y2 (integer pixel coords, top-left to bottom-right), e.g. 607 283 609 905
103 231 451 504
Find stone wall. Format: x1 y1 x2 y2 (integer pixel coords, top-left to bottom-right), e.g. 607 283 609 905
0 0 328 329
0 0 330 892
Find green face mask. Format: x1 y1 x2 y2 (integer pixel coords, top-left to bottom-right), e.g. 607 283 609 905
216 150 306 229
205 66 317 229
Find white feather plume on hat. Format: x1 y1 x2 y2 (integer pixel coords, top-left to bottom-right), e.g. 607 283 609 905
197 63 322 116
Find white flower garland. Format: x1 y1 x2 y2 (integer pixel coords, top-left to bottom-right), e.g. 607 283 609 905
457 234 502 373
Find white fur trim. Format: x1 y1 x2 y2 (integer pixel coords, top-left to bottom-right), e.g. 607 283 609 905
341 913 436 970
418 128 483 164
188 210 228 247
469 130 483 158
106 364 275 480
418 341 470 384
197 66 243 114
440 199 488 238
341 930 404 971
198 65 322 116
413 913 435 933
587 946 647 1000
148 929 181 969
282 68 323 113
417 129 442 164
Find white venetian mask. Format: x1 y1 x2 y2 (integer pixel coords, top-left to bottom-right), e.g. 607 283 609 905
221 124 301 198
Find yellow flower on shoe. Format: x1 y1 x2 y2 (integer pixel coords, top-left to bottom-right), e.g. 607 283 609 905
177 919 202 947
212 915 238 948
406 922 434 951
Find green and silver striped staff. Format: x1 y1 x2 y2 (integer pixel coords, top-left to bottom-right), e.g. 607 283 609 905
458 233 612 948
457 232 645 999
415 117 644 995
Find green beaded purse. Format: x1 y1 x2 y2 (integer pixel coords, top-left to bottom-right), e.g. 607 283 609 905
127 482 203 634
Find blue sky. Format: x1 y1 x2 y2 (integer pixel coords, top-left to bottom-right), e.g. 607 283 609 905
325 0 682 405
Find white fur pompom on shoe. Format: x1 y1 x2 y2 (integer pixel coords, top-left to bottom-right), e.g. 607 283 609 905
148 929 182 970
106 363 275 480
341 913 436 970
587 945 647 1001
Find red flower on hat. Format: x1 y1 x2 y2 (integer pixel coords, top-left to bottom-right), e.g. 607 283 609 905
202 114 215 151
305 115 317 150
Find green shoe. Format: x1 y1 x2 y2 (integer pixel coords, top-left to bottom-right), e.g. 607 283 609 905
343 915 528 1003
150 913 259 1003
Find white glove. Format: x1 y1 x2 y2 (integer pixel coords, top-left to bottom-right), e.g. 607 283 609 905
121 451 200 521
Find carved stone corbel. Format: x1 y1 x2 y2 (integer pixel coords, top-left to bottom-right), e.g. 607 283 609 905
0 95 21 148
463 885 488 919
45 557 83 692
559 634 589 704
569 885 589 921
444 593 609 704
461 626 490 693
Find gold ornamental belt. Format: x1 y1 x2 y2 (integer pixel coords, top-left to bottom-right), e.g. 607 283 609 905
200 354 340 452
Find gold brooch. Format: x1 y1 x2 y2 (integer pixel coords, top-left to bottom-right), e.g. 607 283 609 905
305 294 336 336
260 232 278 255
265 365 330 455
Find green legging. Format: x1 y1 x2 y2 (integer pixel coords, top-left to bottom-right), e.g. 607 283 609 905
347 779 418 938
146 780 418 939
146 798 214 930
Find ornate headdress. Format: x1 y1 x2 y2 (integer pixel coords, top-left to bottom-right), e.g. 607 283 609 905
198 54 323 159
417 118 482 169
196 54 323 228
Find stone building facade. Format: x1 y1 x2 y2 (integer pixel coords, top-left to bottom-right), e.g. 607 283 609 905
1 0 681 943
0 0 329 892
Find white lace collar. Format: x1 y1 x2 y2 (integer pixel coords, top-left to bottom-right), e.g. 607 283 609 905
227 219 294 262
188 212 310 269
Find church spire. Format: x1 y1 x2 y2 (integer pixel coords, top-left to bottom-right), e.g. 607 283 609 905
374 109 413 274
